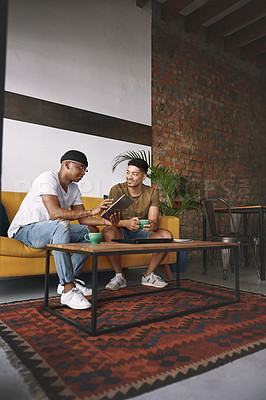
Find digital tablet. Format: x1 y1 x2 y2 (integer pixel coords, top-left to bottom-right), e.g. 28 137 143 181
101 194 134 220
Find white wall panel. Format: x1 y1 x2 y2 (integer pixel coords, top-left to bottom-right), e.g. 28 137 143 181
2 119 150 196
5 0 151 125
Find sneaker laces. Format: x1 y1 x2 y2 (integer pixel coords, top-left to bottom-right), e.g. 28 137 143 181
111 275 124 283
149 272 163 282
67 287 86 300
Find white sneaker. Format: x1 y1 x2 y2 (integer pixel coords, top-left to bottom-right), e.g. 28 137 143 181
57 278 92 296
61 288 91 310
105 274 127 291
141 272 168 288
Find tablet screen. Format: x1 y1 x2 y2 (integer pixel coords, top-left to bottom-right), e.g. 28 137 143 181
101 194 134 220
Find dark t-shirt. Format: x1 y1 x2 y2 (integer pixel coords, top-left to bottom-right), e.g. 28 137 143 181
109 182 159 220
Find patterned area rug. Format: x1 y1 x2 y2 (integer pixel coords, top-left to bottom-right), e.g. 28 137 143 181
1 279 266 400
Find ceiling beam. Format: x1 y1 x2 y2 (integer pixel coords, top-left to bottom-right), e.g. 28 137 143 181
257 52 266 68
206 0 266 43
162 0 194 21
136 0 150 8
185 0 240 32
241 35 266 59
224 16 266 52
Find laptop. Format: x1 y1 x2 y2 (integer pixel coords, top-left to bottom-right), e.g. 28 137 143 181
112 238 174 244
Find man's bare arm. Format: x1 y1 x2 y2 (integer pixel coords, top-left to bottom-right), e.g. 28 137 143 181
146 206 159 231
41 195 112 225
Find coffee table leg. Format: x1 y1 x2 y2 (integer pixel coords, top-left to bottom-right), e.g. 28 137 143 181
44 249 50 308
91 253 98 335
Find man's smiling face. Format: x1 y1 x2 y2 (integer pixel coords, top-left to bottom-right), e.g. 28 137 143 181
126 165 146 188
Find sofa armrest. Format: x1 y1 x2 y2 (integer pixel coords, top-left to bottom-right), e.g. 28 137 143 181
159 216 179 239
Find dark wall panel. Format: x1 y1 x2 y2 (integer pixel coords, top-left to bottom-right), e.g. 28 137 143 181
4 91 152 146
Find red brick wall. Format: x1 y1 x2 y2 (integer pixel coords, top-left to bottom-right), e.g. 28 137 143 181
152 3 266 240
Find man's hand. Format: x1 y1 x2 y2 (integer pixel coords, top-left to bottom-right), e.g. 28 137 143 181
109 212 120 226
143 219 158 232
124 217 140 231
101 212 120 226
142 220 158 232
91 199 113 216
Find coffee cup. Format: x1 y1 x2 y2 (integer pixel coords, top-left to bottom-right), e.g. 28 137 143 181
84 232 103 244
139 219 149 229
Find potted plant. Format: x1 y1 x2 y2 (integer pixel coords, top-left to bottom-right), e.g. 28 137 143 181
112 150 202 272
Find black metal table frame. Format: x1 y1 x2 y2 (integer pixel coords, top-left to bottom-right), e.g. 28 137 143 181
203 206 265 280
44 242 240 336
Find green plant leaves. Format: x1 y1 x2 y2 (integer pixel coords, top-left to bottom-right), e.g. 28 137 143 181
112 150 153 173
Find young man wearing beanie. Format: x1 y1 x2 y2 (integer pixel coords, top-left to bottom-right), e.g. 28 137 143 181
103 158 172 291
8 150 115 310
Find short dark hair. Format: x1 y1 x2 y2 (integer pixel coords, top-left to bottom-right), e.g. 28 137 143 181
128 158 148 174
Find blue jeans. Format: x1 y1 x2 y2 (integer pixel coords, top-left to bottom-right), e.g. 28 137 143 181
14 220 89 285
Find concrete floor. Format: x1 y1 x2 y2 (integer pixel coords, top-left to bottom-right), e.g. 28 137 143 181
1 259 266 400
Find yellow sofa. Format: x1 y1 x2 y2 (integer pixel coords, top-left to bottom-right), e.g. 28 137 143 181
0 191 179 279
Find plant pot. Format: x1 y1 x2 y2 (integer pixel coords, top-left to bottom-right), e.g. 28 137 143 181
170 251 188 273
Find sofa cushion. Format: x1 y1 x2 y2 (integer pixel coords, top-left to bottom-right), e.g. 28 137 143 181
0 202 10 237
0 236 46 257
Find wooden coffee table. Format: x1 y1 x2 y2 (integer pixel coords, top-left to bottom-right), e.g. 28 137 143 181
44 241 240 336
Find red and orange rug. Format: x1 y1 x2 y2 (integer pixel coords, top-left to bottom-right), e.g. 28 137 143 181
1 280 266 400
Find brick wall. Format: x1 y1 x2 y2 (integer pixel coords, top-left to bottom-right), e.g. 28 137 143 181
152 2 266 241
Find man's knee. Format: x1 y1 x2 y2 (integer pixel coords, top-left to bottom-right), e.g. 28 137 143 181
163 229 173 239
52 220 71 244
103 226 122 241
151 228 173 239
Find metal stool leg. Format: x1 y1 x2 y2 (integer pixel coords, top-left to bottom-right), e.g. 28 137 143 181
221 248 230 280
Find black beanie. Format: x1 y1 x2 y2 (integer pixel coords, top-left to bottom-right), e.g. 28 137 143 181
60 150 88 167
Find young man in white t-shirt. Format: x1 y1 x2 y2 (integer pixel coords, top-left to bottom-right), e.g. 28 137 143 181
8 150 115 310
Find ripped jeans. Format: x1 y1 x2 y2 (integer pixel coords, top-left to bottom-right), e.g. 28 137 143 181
14 220 89 285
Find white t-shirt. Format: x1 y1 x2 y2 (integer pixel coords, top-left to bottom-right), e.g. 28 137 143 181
8 170 83 238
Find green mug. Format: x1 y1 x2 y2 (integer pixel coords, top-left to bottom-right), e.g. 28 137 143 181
139 219 149 229
84 232 103 244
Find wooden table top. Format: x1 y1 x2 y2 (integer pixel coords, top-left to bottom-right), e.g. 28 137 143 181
46 240 239 254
